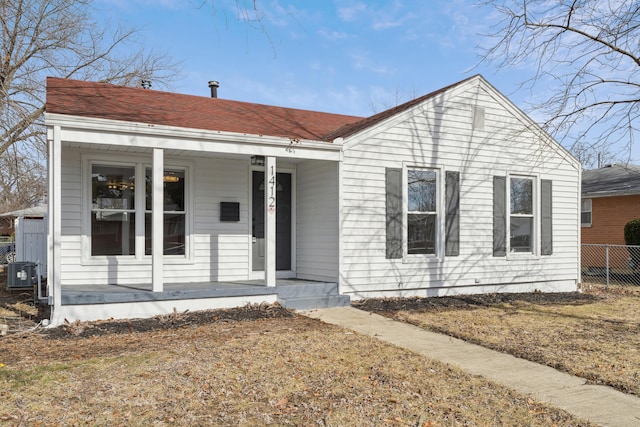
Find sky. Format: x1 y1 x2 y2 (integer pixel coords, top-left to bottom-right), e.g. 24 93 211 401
94 0 514 115
91 0 639 164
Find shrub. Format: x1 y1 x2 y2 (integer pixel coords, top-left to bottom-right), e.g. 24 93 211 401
624 219 640 245
624 218 640 269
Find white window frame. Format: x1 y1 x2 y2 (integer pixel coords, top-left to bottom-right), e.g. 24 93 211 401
88 160 138 258
581 198 592 227
403 165 444 261
81 153 193 265
507 174 539 257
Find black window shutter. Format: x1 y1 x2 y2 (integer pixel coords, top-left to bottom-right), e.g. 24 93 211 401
493 176 506 257
541 179 553 255
445 171 460 256
385 168 403 259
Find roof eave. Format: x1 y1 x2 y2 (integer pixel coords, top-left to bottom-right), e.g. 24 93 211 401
582 190 640 198
46 113 344 162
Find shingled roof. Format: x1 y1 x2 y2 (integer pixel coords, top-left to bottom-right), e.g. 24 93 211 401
582 164 640 197
46 75 479 142
46 77 363 142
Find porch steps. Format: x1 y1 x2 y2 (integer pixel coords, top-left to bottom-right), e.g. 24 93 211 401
276 281 350 310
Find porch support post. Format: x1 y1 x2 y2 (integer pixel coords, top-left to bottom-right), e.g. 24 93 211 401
152 148 164 292
264 156 276 287
49 125 62 323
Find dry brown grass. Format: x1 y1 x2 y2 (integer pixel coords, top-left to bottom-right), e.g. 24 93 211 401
0 315 593 426
370 284 640 397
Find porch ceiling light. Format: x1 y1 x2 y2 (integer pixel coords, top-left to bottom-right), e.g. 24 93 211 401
251 155 265 166
163 173 180 183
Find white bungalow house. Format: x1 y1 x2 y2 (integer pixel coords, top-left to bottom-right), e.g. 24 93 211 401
45 75 581 325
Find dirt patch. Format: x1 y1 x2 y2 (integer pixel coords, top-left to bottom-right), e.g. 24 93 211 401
45 303 296 339
352 291 600 313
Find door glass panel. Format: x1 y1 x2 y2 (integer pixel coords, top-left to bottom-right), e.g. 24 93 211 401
252 171 292 271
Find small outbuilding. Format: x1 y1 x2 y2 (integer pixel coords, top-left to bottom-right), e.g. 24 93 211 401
0 205 47 270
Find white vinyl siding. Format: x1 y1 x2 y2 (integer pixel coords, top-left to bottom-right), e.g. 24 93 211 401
59 150 251 286
191 157 249 282
296 160 339 282
340 77 579 297
58 149 339 287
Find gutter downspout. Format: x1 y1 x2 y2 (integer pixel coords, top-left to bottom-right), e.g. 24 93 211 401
577 164 583 291
49 125 62 325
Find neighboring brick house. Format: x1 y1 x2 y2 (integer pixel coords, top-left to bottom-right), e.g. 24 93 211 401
581 164 640 270
0 217 13 237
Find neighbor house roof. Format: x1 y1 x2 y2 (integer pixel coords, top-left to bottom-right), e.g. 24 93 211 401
46 75 482 143
582 164 640 197
46 77 363 142
0 205 47 218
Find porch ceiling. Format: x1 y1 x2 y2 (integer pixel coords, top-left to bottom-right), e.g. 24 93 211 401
62 141 313 163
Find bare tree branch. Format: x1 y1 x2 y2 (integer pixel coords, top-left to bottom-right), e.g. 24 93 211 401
0 0 180 211
479 0 640 167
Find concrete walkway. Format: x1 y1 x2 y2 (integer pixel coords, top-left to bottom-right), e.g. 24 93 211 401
303 307 640 427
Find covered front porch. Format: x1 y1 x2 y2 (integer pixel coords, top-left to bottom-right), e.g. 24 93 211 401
47 120 345 324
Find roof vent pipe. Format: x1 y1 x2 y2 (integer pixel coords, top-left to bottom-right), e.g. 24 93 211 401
208 81 219 98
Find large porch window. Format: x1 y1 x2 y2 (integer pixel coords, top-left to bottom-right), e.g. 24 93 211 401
88 160 188 258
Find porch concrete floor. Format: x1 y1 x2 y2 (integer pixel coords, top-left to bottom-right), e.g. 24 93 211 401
60 279 323 305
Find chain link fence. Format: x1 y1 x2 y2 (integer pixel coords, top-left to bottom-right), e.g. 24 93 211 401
582 244 640 287
0 235 15 264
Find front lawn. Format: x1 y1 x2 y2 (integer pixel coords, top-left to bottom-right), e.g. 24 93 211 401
0 307 593 426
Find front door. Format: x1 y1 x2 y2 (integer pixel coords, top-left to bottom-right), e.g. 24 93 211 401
252 171 292 271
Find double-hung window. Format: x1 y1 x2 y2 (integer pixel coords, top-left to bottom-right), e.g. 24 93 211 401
145 168 186 255
581 199 592 227
509 177 534 253
91 164 136 256
386 167 458 259
407 169 438 255
493 174 553 257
